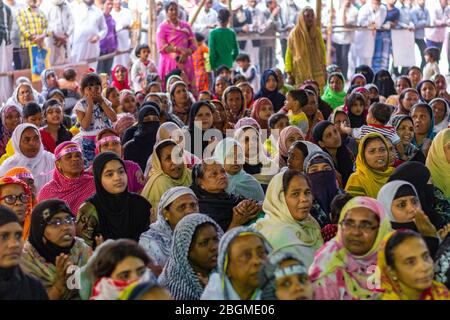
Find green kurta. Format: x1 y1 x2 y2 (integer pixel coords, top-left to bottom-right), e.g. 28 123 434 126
208 27 239 70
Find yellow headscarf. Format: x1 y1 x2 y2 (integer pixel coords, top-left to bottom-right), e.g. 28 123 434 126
426 128 450 200
287 7 326 89
345 133 394 198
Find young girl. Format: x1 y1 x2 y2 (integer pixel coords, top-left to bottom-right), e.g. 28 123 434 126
119 90 137 115
344 92 367 128
58 67 80 94
74 73 117 168
423 47 440 81
251 98 274 132
131 44 158 93
39 99 73 153
193 33 209 93
284 89 309 135
104 87 120 113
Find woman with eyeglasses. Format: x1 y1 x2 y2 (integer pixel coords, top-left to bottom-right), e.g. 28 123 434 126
20 199 92 300
309 196 391 300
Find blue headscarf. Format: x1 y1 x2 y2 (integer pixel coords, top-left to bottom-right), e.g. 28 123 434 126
254 70 286 112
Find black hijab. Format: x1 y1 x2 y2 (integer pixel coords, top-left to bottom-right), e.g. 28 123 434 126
123 104 160 171
88 152 150 242
187 101 218 159
373 69 396 98
355 64 374 83
388 161 444 229
254 69 286 112
29 199 75 264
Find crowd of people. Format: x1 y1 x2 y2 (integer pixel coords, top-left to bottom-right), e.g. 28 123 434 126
1 0 450 301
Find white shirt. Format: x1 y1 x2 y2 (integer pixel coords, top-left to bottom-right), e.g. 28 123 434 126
192 7 218 40
331 5 358 44
425 4 450 43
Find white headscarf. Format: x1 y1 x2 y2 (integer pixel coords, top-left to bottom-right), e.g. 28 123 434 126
5 82 42 112
377 180 419 222
0 124 55 191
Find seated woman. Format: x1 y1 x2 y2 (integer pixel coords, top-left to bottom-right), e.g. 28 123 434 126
159 213 223 300
237 81 255 110
256 170 323 268
286 140 322 172
21 199 92 300
345 133 394 198
0 176 33 239
378 230 450 300
430 98 450 134
213 138 265 202
254 69 286 112
390 115 426 164
0 207 48 300
6 81 41 112
4 166 37 205
76 152 151 248
417 80 437 104
95 128 146 193
222 86 250 125
385 75 412 106
139 187 199 268
190 160 261 232
141 140 192 220
259 251 314 300
211 99 234 134
38 142 96 214
426 128 450 202
301 88 325 141
411 103 436 157
39 99 72 153
393 88 419 116
0 103 22 156
309 196 391 300
201 226 272 300
275 126 305 169
251 98 274 133
321 72 346 110
169 81 193 125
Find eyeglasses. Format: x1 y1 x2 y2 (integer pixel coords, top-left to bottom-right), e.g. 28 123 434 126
46 216 76 227
340 220 379 233
0 193 30 205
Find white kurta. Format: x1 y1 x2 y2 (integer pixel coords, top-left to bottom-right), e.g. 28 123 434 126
70 3 107 70
111 7 132 68
45 2 74 66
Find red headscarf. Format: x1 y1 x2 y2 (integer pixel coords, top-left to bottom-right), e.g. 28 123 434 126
111 65 130 91
251 97 273 132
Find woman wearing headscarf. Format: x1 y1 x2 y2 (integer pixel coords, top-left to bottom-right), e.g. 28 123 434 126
329 109 358 157
426 128 450 201
6 82 41 112
0 206 48 300
213 138 265 202
411 103 436 156
222 86 250 124
237 81 255 110
345 133 394 198
355 65 374 84
39 99 72 153
275 125 305 169
21 199 92 300
417 80 437 104
254 70 286 112
201 226 272 300
0 103 22 156
321 72 346 110
309 196 391 300
251 98 274 132
386 76 412 106
186 101 218 159
393 88 420 116
285 6 326 89
4 167 37 207
0 124 55 192
389 115 426 164
378 230 450 300
256 170 324 268
169 81 193 125
111 64 131 91
350 74 367 88
123 105 160 171
158 214 223 300
430 98 450 134
38 142 96 214
139 187 199 267
373 69 396 99
286 140 322 172
114 112 137 142
76 152 150 248
40 69 59 100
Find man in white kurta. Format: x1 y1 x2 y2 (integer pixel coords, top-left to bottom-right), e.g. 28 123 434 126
191 0 218 41
70 0 107 70
111 0 132 68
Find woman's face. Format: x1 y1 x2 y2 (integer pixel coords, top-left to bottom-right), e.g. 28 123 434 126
286 132 303 151
351 99 365 116
353 77 366 87
319 124 342 150
212 102 226 124
167 3 178 21
303 94 317 117
122 95 136 114
108 89 120 107
18 85 33 105
396 78 410 95
57 150 83 179
329 75 343 93
401 91 419 111
46 72 58 88
303 8 315 29
194 105 214 130
388 237 434 293
391 195 420 223
307 160 333 174
215 79 227 97
99 134 122 156
411 106 431 135
287 146 305 171
188 224 220 273
226 91 243 115
265 75 278 92
19 127 40 158
4 109 21 131
43 212 76 248
199 163 228 193
369 88 379 100
258 102 274 121
0 184 28 224
160 144 184 180
434 75 447 92
284 175 313 221
364 138 388 171
149 83 162 93
115 67 126 82
397 118 414 144
240 85 253 107
333 112 349 134
275 259 313 300
173 85 188 107
164 194 199 230
111 256 147 282
341 207 379 256
431 100 447 124
0 222 23 269
46 105 63 126
101 159 128 194
223 145 244 175
420 82 436 101
408 69 422 86
386 139 396 167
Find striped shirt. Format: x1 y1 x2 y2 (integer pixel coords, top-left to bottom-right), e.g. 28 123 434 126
352 124 401 145
16 5 48 48
0 3 12 46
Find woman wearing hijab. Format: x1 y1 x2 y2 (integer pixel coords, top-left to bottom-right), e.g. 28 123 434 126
275 126 305 169
187 101 219 159
201 226 272 300
345 133 393 198
251 98 274 132
378 230 450 300
4 167 37 206
169 81 193 125
393 88 420 116
213 138 265 202
426 128 450 202
411 103 436 156
6 82 41 112
0 206 48 300
158 214 223 300
350 74 367 88
254 70 286 113
373 69 396 99
40 69 59 100
0 124 55 192
21 199 92 300
390 115 426 164
123 104 160 171
0 103 22 156
302 80 333 121
355 65 374 84
38 142 96 214
76 152 151 248
222 86 250 124
286 140 322 172
430 98 450 134
111 65 131 91
309 196 391 300
256 170 324 268
417 80 437 104
321 72 346 110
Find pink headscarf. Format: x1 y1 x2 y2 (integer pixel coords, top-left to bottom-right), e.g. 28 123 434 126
37 141 96 214
113 113 136 138
278 126 305 157
234 117 261 133
251 97 273 131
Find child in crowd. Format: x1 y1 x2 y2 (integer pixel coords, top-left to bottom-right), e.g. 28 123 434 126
131 44 158 92
193 33 209 92
283 89 309 135
58 68 80 94
216 65 232 83
104 87 121 113
264 113 290 157
235 53 260 93
423 47 441 80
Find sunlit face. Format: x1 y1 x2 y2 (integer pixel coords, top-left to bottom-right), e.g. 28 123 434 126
401 91 419 111
408 69 422 87
258 103 274 121
0 222 23 268
391 195 420 223
215 79 227 97
43 212 76 248
431 100 447 125
350 99 365 116
167 3 178 21
329 75 343 93
99 133 122 156
307 160 333 174
239 85 253 107
25 113 42 128
194 105 214 130
420 82 436 101
45 105 63 126
363 138 388 171
275 259 313 300
173 84 188 109
341 207 379 256
286 132 303 151
163 194 199 230
101 160 128 194
434 75 447 92
57 149 83 179
287 146 305 171
386 139 396 167
412 106 431 135
0 184 28 224
17 85 33 105
122 95 136 114
353 76 366 87
396 118 414 144
284 175 313 221
223 145 244 175
303 94 317 117
111 256 147 282
108 89 120 108
285 94 301 112
333 112 349 134
319 124 341 150
46 72 58 88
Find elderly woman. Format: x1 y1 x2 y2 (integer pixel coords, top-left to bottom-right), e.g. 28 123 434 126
139 186 199 267
6 81 42 112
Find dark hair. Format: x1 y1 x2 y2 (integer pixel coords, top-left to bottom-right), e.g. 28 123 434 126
232 74 247 85
195 32 205 43
287 89 308 107
217 65 231 75
282 169 311 193
330 193 353 224
218 8 231 24
22 102 41 118
47 88 65 101
268 112 289 129
411 102 432 118
164 0 178 12
346 92 366 112
91 239 150 279
369 102 393 125
424 46 440 62
236 53 250 63
290 140 310 159
198 90 213 100
135 44 150 58
399 88 419 102
97 128 119 142
191 158 218 186
80 73 102 92
408 66 422 75
63 67 77 81
42 99 62 116
396 76 412 88
156 140 177 161
105 86 119 100
384 230 423 268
